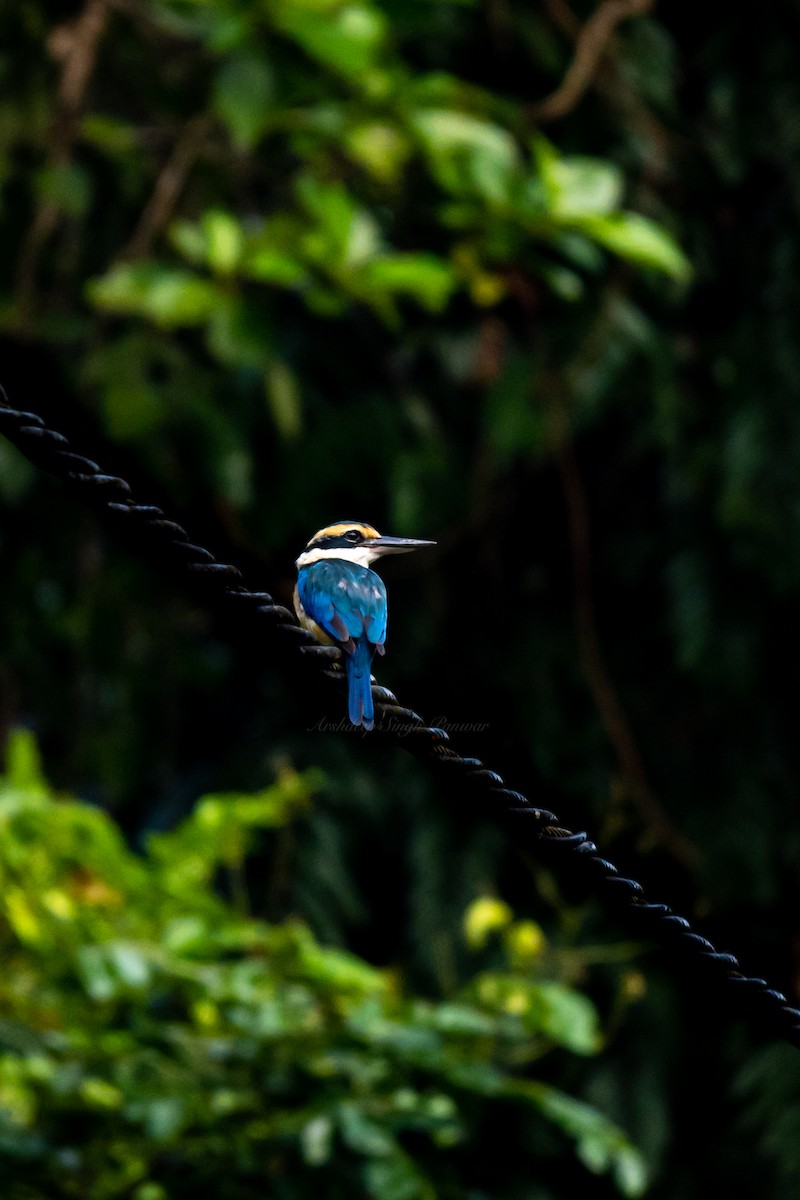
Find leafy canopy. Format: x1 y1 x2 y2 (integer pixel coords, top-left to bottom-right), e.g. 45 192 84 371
0 730 645 1199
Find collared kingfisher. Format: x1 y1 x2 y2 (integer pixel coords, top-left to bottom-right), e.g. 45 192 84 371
294 521 435 730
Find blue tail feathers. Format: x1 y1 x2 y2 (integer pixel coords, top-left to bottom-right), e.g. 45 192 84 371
347 637 375 730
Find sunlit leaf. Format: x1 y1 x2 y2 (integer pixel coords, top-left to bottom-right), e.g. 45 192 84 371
3 729 46 793
241 244 306 286
87 264 218 327
301 1113 334 1165
345 122 412 183
273 1 387 76
364 254 456 311
526 981 602 1054
535 138 624 218
0 739 644 1195
412 110 519 204
203 210 245 274
575 212 692 280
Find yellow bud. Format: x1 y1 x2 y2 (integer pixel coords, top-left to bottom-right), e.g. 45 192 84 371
463 896 513 950
506 920 546 966
469 273 506 308
192 1000 219 1028
80 1078 124 1109
5 889 40 944
503 988 529 1016
622 970 647 1002
41 889 75 920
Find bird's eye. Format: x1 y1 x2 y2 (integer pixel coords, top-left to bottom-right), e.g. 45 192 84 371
345 530 362 543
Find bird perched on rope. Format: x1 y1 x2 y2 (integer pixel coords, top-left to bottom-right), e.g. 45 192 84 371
294 521 435 730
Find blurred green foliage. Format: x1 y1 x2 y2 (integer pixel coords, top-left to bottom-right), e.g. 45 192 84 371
0 730 645 1199
2 1 800 1198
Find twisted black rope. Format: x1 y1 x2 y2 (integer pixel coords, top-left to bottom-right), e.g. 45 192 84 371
1 388 798 1050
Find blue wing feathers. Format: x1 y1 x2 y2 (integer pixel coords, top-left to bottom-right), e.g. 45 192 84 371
298 560 387 648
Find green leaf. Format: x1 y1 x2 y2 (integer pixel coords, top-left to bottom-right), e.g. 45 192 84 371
575 212 692 280
203 210 245 274
363 254 456 311
141 1096 187 1142
79 1077 124 1110
241 244 306 287
0 743 646 1196
296 175 359 250
536 140 624 218
301 943 386 994
205 294 273 368
514 1082 648 1198
526 981 601 1054
301 1114 334 1165
87 264 219 327
80 114 138 154
134 1184 168 1200
213 55 274 149
162 916 210 955
412 109 519 205
265 359 302 439
364 1154 432 1200
342 211 383 267
77 946 118 1002
171 210 245 275
345 122 412 183
35 162 91 217
273 1 387 76
170 219 209 266
3 729 47 792
441 1060 503 1095
338 1102 395 1156
108 942 152 989
428 1004 498 1035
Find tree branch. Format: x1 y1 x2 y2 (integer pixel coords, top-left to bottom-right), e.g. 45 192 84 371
546 395 699 867
533 0 652 123
121 116 209 260
14 0 111 333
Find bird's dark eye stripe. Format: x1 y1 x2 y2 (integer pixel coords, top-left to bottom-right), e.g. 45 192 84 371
310 531 367 550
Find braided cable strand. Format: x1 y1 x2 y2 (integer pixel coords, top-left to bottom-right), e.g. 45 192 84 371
1 390 799 1049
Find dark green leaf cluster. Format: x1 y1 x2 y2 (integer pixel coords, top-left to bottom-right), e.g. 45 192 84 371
0 732 644 1200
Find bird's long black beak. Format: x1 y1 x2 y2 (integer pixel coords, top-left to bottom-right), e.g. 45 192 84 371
369 536 436 556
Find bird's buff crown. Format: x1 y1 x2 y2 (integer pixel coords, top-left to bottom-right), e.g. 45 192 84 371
306 521 381 546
